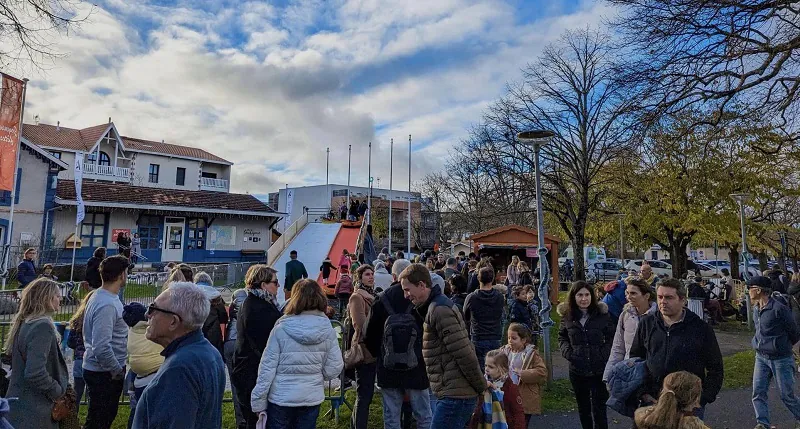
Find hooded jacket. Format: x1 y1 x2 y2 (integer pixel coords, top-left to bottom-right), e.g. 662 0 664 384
373 266 394 291
250 311 343 411
753 297 800 359
557 301 615 377
85 256 102 288
335 275 354 295
421 284 485 399
463 288 505 342
603 302 657 382
629 309 723 405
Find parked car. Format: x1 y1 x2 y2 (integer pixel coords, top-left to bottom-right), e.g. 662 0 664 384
586 261 623 282
625 259 673 277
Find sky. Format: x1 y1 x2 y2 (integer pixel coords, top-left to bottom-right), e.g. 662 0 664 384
12 0 614 197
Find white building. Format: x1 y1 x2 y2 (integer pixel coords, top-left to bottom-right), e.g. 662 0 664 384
2 120 284 265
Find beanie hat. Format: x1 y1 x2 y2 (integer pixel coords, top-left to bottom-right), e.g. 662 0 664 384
746 276 772 291
123 302 147 327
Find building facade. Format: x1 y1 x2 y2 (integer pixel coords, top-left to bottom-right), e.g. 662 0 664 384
1 120 282 265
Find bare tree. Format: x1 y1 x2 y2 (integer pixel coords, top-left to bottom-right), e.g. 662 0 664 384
0 0 90 70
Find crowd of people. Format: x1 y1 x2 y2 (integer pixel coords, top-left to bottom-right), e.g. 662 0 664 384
8 244 800 429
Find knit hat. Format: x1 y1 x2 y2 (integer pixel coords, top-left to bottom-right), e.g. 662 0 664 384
746 276 772 291
123 302 147 327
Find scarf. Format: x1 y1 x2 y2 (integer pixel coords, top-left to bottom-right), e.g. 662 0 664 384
247 287 278 307
487 372 509 391
357 283 376 298
507 344 535 384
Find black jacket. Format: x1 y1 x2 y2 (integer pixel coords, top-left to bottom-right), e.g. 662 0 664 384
557 301 614 377
85 256 103 288
509 298 532 327
364 282 429 390
629 309 723 405
463 289 505 342
202 297 229 356
467 272 479 294
232 294 281 388
452 293 468 313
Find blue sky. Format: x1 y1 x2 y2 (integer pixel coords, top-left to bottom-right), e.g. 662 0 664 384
15 0 613 194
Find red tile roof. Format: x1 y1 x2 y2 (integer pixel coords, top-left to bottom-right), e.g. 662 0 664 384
22 122 232 165
55 180 275 214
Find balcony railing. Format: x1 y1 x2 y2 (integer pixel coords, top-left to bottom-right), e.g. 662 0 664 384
82 164 131 181
200 177 229 192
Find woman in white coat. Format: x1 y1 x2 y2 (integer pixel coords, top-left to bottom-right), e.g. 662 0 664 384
251 279 344 429
602 277 656 383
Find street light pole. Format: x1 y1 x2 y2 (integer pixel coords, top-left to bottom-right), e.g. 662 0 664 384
731 193 753 330
617 214 625 267
518 129 555 385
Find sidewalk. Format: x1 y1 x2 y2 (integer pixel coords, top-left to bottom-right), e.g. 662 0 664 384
532 386 797 429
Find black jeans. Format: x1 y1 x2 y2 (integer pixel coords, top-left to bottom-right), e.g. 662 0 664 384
351 362 376 429
569 372 608 429
83 369 125 429
232 370 259 429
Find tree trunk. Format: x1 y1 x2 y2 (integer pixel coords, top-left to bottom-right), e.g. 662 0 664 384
755 252 769 273
669 241 689 278
728 246 740 279
573 232 586 282
794 258 798 273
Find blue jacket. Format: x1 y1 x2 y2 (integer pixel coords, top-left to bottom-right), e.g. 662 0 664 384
753 297 800 360
133 330 226 429
601 280 627 320
509 298 532 327
606 357 647 417
16 259 36 287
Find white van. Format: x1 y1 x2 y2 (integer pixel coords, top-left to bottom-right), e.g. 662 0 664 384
559 245 607 267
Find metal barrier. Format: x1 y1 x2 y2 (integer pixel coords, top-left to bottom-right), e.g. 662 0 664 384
323 319 352 423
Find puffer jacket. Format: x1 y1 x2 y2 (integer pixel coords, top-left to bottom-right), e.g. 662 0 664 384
420 284 485 399
603 302 657 382
250 311 343 411
606 357 647 417
557 301 614 377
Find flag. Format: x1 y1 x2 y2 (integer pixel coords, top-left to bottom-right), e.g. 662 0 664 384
0 74 24 191
75 152 85 225
284 188 294 228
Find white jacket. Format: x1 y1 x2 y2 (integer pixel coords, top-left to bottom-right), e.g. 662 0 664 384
374 267 394 291
251 310 343 411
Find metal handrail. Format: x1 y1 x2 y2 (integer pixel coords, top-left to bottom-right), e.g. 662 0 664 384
355 209 369 258
267 213 309 265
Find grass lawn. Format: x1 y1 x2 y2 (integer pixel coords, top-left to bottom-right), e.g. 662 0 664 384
722 349 756 389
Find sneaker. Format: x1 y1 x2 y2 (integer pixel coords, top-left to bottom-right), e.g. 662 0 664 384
335 379 354 392
754 424 768 429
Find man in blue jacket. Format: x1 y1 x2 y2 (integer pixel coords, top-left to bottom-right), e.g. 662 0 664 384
748 276 800 429
133 282 226 429
16 248 37 287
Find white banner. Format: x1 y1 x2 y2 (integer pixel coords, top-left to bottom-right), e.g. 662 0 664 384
74 152 85 225
284 188 294 228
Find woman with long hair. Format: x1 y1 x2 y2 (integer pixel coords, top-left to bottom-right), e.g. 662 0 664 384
348 264 377 429
85 247 106 289
634 371 709 429
557 281 614 429
507 255 521 286
67 289 97 411
603 277 656 383
251 279 343 428
7 279 70 429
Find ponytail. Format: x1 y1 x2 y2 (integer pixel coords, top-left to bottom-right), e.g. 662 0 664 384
635 390 680 429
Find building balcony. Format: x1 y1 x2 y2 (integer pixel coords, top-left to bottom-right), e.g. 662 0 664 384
82 164 131 182
200 177 229 192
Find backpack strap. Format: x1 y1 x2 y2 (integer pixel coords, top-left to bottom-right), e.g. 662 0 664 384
381 296 396 316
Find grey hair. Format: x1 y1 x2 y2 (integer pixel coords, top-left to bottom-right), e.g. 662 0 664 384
375 261 386 271
164 282 210 330
392 259 411 278
377 253 387 261
193 271 213 286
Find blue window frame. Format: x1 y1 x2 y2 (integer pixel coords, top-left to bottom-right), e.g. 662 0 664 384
0 168 21 206
80 213 107 248
149 164 159 183
187 218 206 249
138 215 161 250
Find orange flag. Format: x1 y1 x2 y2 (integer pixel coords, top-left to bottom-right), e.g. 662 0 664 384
0 74 24 191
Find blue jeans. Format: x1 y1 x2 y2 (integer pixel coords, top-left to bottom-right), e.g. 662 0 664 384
752 353 800 425
432 397 476 429
266 402 320 429
382 388 432 429
473 339 501 372
72 359 85 406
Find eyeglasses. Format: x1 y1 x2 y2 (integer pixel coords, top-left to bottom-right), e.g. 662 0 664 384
147 304 182 321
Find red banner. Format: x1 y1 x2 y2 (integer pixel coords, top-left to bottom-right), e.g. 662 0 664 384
111 229 131 242
0 74 24 191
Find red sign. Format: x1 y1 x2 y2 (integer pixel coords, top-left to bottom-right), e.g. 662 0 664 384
0 74 24 191
111 229 131 242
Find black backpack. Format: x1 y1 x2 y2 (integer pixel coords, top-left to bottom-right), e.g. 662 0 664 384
381 299 419 372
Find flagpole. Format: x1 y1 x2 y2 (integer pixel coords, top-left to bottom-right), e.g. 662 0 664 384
70 151 85 283
347 144 352 212
367 142 371 224
326 147 330 211
69 225 78 282
407 134 411 255
389 138 393 254
1 77 27 290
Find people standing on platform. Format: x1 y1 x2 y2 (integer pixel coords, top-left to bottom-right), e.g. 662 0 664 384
283 250 308 298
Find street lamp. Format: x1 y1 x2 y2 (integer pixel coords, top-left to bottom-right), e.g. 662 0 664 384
730 193 753 330
517 129 555 383
615 213 626 268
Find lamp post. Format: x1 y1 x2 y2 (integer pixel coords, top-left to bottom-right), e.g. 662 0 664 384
615 213 626 268
730 193 753 330
517 129 555 384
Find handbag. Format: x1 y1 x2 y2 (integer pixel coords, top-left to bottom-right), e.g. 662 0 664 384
344 329 374 369
51 385 77 421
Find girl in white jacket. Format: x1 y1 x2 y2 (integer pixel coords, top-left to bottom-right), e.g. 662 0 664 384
251 279 344 429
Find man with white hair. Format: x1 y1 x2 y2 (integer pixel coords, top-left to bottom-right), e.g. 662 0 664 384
132 282 226 429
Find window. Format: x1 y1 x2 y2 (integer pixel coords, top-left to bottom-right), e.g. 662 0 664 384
99 151 111 166
137 215 160 250
86 153 96 164
176 167 186 186
80 213 107 248
187 218 206 249
0 169 21 206
332 189 348 197
148 164 160 183
49 151 61 159
201 172 217 179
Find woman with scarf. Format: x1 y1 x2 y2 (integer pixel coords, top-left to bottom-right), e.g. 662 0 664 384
347 264 377 429
231 265 282 429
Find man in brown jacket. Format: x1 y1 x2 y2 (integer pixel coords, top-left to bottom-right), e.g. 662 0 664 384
399 263 485 428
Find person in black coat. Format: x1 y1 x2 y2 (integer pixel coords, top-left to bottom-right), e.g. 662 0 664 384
85 247 106 289
231 265 282 429
557 281 615 429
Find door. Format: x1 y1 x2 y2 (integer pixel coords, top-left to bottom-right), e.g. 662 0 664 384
163 217 185 262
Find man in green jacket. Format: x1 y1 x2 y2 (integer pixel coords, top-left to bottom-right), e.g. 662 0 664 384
284 250 308 296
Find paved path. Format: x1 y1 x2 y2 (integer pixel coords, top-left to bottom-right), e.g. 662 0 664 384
531 386 797 429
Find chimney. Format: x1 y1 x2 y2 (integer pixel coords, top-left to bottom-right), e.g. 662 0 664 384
56 121 60 131
108 117 111 123
161 139 164 144
34 115 39 125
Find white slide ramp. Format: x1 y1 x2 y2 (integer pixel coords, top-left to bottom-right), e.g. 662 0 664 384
273 222 341 303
